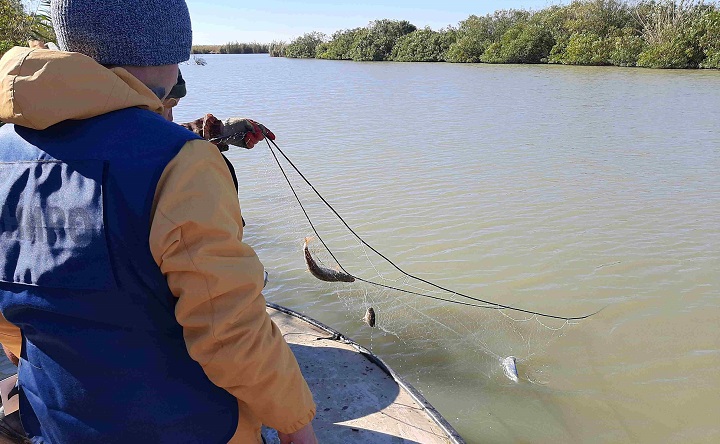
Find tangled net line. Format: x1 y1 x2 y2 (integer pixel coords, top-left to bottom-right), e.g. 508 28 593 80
264 138 602 323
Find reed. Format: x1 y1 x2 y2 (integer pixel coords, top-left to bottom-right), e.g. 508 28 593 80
192 42 270 54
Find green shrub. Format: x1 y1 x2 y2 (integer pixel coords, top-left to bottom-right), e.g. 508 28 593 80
313 20 416 61
285 32 327 58
637 36 697 68
345 28 383 61
481 22 554 63
552 32 612 65
445 34 488 62
446 10 530 62
548 34 570 64
609 27 646 66
445 15 497 62
633 0 709 68
391 27 457 62
532 5 573 43
316 28 364 60
698 9 720 68
702 50 720 68
350 20 416 61
563 0 634 37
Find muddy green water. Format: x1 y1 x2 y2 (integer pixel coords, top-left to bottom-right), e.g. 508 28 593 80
176 55 719 443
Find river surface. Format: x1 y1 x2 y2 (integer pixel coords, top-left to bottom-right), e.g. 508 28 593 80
176 55 719 444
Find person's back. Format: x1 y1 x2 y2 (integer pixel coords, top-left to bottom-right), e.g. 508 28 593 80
0 99 239 443
0 1 316 443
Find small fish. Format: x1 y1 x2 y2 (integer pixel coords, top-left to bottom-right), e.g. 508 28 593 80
362 307 376 327
502 356 519 383
303 238 355 283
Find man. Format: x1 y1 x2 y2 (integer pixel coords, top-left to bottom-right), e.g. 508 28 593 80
0 0 317 443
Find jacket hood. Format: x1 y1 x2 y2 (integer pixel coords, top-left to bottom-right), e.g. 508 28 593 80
0 47 163 130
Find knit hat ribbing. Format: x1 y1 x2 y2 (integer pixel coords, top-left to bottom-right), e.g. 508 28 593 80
51 0 192 66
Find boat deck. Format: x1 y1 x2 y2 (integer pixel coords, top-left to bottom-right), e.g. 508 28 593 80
264 303 463 444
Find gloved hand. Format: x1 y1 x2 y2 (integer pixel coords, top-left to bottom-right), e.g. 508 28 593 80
219 118 276 149
180 114 223 141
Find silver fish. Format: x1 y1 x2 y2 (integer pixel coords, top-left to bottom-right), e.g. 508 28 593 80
502 356 519 383
362 307 376 327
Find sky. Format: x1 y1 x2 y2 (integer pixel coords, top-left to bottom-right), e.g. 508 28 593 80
186 0 566 44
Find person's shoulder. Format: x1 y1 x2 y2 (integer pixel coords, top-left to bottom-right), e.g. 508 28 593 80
88 108 203 159
115 108 200 141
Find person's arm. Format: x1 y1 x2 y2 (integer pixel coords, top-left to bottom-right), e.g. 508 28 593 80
149 140 316 437
0 311 21 365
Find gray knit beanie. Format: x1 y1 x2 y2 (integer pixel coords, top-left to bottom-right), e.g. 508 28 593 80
51 0 192 66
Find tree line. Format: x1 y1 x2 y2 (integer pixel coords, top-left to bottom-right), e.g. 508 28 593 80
272 0 720 69
191 42 269 54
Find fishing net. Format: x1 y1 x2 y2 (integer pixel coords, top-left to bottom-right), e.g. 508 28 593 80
232 141 587 384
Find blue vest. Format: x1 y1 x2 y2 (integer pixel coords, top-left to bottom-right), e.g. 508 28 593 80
0 108 238 443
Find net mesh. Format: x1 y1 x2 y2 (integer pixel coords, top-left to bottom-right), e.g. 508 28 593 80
236 143 582 383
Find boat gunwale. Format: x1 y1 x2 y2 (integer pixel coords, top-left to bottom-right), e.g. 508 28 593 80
266 302 466 444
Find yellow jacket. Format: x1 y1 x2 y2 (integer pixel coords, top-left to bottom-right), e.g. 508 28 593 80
0 47 315 442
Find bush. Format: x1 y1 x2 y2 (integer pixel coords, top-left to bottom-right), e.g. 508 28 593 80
609 27 646 66
702 48 720 68
633 0 708 68
543 1 638 65
391 27 457 62
552 32 612 65
345 28 383 61
348 20 417 61
481 22 554 63
637 35 697 68
445 15 496 62
532 5 574 42
285 32 327 58
445 35 488 63
634 1 710 69
446 10 530 62
563 0 634 37
698 9 720 68
316 28 364 60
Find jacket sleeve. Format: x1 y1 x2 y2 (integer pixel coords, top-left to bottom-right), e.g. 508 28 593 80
0 311 22 358
149 139 316 434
